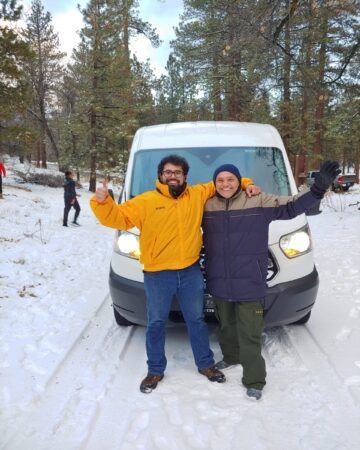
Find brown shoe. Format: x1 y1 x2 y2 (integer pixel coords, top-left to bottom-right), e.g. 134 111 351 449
198 366 226 383
140 373 164 393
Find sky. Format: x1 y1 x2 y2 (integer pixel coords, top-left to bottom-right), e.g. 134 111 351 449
19 0 184 76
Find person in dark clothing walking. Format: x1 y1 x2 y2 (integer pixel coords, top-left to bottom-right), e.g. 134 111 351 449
202 161 340 401
0 161 6 200
63 170 81 226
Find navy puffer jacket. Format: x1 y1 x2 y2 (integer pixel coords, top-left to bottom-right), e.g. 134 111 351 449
202 188 318 302
64 177 76 202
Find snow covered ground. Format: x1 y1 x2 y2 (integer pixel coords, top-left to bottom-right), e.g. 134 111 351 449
1 167 360 450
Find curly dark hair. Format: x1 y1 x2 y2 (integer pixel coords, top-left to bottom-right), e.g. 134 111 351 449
157 155 190 177
64 170 73 177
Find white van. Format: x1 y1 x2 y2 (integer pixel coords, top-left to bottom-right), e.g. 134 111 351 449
109 122 319 327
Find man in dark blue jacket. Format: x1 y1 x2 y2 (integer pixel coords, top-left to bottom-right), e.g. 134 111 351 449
202 161 340 400
63 170 81 227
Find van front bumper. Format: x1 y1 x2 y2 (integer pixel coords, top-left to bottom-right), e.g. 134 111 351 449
264 267 319 326
109 265 319 327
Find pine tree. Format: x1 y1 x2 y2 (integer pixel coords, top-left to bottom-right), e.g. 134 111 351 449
171 1 273 121
23 0 65 168
66 0 159 192
168 0 359 174
0 0 33 154
260 0 359 168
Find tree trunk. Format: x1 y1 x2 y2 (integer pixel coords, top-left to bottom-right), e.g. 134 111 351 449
40 120 47 169
312 3 329 169
300 1 314 159
212 52 222 120
88 1 100 193
89 106 97 192
36 140 41 167
209 5 222 121
227 3 241 121
36 19 47 169
282 0 292 163
355 136 360 183
44 120 60 162
123 2 135 150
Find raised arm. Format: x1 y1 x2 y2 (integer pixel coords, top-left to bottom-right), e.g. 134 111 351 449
90 179 142 230
262 161 340 222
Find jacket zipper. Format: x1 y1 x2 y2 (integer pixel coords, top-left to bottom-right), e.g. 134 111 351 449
256 260 263 280
175 200 184 261
224 198 231 299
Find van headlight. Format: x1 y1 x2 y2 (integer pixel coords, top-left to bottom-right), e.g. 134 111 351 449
279 225 312 258
114 231 140 259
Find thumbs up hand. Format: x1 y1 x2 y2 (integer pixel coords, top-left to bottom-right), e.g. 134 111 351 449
95 179 109 202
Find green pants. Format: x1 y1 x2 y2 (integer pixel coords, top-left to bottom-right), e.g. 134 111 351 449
214 299 266 390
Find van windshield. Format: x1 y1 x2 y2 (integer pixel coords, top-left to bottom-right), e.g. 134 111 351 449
130 147 291 197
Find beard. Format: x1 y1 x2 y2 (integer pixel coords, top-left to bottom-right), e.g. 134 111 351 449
160 178 187 198
168 182 187 198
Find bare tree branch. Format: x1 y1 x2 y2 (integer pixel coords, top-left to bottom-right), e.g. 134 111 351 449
325 37 360 85
273 0 300 43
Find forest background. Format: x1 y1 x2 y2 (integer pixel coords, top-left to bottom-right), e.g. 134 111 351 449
0 0 359 191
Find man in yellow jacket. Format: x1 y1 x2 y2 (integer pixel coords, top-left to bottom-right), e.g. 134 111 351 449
90 154 259 393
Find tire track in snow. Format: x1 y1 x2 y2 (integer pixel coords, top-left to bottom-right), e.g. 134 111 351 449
4 319 360 450
284 324 360 405
82 328 153 450
3 294 137 450
264 324 360 411
83 325 360 450
264 323 359 406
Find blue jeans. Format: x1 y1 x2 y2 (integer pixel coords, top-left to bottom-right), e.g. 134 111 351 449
143 263 215 375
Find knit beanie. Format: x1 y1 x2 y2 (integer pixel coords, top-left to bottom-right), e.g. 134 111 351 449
213 164 242 184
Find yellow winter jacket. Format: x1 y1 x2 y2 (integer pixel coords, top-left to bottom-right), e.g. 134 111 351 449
90 178 253 271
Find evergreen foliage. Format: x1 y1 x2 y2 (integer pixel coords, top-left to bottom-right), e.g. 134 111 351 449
0 0 358 184
167 0 359 175
22 0 65 168
0 0 34 156
59 0 159 191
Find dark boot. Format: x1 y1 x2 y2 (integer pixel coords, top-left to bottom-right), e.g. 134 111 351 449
198 366 226 383
246 388 262 401
140 374 164 393
215 360 237 370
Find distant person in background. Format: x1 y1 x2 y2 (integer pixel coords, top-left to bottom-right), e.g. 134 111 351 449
0 161 6 200
63 170 81 227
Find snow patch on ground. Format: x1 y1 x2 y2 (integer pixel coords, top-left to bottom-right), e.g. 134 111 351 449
1 172 360 449
0 174 114 436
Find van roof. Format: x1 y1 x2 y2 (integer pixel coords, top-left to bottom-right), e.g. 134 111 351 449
135 121 284 151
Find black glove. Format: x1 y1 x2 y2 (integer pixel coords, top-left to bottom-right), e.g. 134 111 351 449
311 161 341 199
